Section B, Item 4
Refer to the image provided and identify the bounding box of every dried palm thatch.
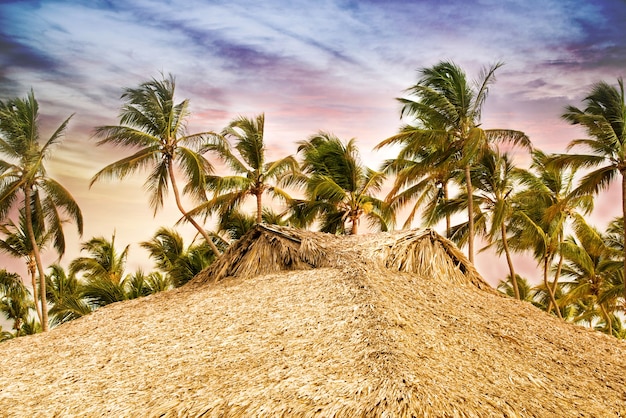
[0,227,625,417]
[193,224,333,284]
[374,229,497,294]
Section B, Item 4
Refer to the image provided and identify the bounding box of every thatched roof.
[1,226,625,417]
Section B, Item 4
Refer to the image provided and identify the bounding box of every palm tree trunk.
[28,257,43,326]
[23,184,49,332]
[443,181,451,237]
[465,164,474,263]
[167,163,222,258]
[256,192,263,224]
[622,173,626,304]
[599,303,613,337]
[547,253,564,314]
[351,213,358,235]
[500,222,519,300]
[543,256,563,319]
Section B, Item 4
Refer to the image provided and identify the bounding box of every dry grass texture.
[0,227,625,417]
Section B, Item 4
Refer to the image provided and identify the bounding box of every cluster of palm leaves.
[1,63,625,339]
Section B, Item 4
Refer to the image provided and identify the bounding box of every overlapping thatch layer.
[1,226,625,417]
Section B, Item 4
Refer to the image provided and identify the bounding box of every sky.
[1,0,626,297]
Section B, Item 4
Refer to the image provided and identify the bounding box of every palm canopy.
[92,73,216,211]
[0,90,83,255]
[292,132,392,235]
[379,61,529,262]
[69,234,129,285]
[91,73,221,257]
[192,113,298,224]
[556,78,626,301]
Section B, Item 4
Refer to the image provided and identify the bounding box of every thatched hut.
[1,226,625,417]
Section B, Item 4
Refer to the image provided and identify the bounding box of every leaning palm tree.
[293,132,392,234]
[194,113,299,224]
[556,78,626,301]
[91,74,221,257]
[388,61,530,262]
[0,90,83,331]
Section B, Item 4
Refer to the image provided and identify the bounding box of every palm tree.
[140,227,216,287]
[470,149,523,299]
[556,78,626,301]
[70,234,129,285]
[376,125,458,234]
[0,269,33,337]
[558,216,623,336]
[391,61,530,262]
[0,90,83,331]
[293,132,392,234]
[91,74,221,257]
[0,210,49,324]
[497,274,538,304]
[195,113,299,224]
[46,264,92,326]
[509,151,594,317]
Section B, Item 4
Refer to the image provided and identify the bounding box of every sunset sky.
[2,0,626,289]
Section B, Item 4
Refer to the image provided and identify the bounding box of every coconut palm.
[46,264,92,326]
[70,234,128,285]
[497,274,538,304]
[556,79,626,300]
[558,216,623,336]
[0,269,33,337]
[0,90,83,331]
[391,61,530,262]
[140,227,217,287]
[0,210,48,324]
[91,74,221,257]
[293,132,392,234]
[509,150,594,317]
[194,113,298,224]
[376,125,458,235]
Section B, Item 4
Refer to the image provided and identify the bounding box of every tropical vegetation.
[0,68,625,340]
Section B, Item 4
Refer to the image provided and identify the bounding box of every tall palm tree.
[293,132,392,234]
[556,78,626,301]
[195,113,298,224]
[91,74,221,257]
[391,61,530,262]
[448,149,522,298]
[0,269,33,337]
[0,90,83,331]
